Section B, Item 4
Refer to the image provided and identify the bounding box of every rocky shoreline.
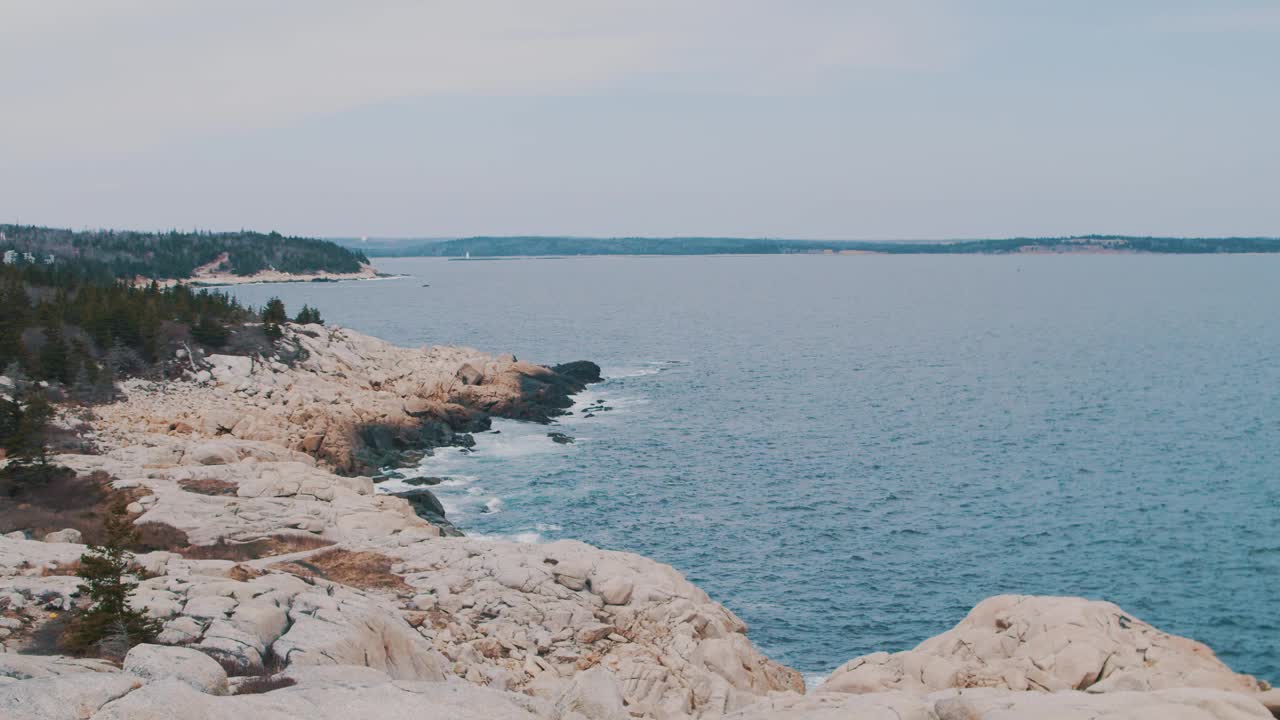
[1,325,1276,719]
[148,259,385,288]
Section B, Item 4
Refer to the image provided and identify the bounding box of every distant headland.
[0,225,375,285]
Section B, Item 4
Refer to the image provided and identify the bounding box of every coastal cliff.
[0,326,1275,719]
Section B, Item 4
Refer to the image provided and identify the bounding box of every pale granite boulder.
[123,644,229,695]
[0,673,142,720]
[817,595,1265,696]
[728,687,1274,720]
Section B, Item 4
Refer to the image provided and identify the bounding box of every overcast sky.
[2,1,1277,239]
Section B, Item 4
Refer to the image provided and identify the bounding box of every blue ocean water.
[230,255,1280,684]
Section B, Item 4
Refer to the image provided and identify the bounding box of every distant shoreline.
[404,248,1276,261]
[138,264,401,288]
[342,235,1280,258]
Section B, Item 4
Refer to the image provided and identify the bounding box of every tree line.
[0,262,324,401]
[1,225,370,279]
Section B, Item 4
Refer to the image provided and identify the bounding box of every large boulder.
[272,589,449,682]
[387,487,462,536]
[0,673,142,720]
[42,528,83,544]
[0,654,119,680]
[554,667,628,720]
[183,441,240,466]
[456,363,485,386]
[728,687,1275,720]
[205,355,254,384]
[551,361,603,385]
[123,644,229,695]
[387,538,804,718]
[818,595,1265,696]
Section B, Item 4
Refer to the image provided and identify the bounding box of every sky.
[1,1,1278,239]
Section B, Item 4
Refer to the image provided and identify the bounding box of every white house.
[44,254,55,264]
[22,252,35,263]
[2,250,16,265]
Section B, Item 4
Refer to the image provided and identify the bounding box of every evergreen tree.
[6,387,52,467]
[105,344,144,376]
[38,323,71,384]
[294,305,323,325]
[71,366,96,404]
[92,365,118,404]
[262,297,287,325]
[0,283,28,372]
[262,297,287,341]
[0,397,21,452]
[191,316,229,348]
[66,498,160,658]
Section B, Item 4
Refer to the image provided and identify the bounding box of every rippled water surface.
[231,255,1280,683]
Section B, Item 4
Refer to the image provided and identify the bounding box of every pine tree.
[6,387,52,467]
[71,365,96,404]
[0,397,21,453]
[38,323,71,384]
[67,498,160,658]
[262,297,287,325]
[293,305,323,325]
[93,365,118,404]
[191,316,229,347]
[262,297,287,341]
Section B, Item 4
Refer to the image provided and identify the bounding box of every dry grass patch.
[182,534,333,562]
[39,559,81,577]
[234,675,297,695]
[177,477,239,496]
[272,549,411,593]
[0,470,164,548]
[228,564,266,582]
[134,521,192,552]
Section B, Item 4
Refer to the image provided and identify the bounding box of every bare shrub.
[272,549,410,593]
[182,534,333,562]
[234,675,297,695]
[176,477,239,496]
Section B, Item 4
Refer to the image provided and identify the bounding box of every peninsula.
[0,225,376,286]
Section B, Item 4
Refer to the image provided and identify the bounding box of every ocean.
[228,254,1280,685]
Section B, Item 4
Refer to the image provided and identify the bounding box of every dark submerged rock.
[402,476,447,487]
[389,488,463,537]
[551,361,603,385]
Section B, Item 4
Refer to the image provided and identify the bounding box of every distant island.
[0,225,374,284]
[337,235,1280,257]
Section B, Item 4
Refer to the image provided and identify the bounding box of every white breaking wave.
[601,359,685,379]
[802,673,829,692]
[436,495,463,517]
[470,530,543,544]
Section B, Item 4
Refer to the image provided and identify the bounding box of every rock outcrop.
[121,644,229,695]
[728,687,1275,719]
[815,595,1265,697]
[716,594,1275,720]
[95,325,599,474]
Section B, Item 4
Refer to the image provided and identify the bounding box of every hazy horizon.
[3,2,1278,239]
